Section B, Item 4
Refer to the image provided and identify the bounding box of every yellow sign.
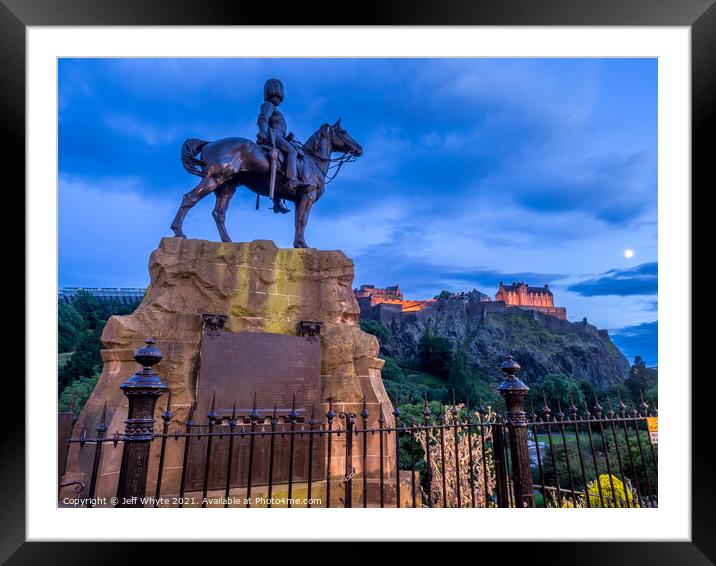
[646,417,658,444]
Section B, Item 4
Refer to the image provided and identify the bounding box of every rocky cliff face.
[371,295,629,388]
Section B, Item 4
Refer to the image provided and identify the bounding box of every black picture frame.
[7,0,711,563]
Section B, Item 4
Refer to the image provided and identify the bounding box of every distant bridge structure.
[58,287,146,306]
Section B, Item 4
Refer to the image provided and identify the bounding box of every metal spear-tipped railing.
[60,347,656,509]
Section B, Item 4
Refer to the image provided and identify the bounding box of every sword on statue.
[268,128,278,202]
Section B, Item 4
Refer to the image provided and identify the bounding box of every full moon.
[624,249,634,258]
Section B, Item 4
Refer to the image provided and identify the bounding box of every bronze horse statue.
[170,120,362,247]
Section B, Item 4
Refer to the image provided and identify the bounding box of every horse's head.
[326,119,362,157]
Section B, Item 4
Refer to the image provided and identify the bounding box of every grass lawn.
[533,431,593,446]
[403,370,446,388]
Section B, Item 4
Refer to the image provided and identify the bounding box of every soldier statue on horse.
[170,78,362,248]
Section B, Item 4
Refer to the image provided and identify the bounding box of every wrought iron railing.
[59,340,658,509]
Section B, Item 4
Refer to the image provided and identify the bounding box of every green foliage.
[624,356,658,404]
[381,357,404,381]
[447,350,479,407]
[58,372,100,416]
[417,328,453,378]
[577,380,596,404]
[58,327,104,390]
[359,319,391,344]
[527,373,585,411]
[397,400,443,426]
[58,303,85,352]
[57,291,137,413]
[381,356,449,405]
[68,290,135,330]
[433,290,453,300]
[531,427,656,502]
[644,385,658,408]
[606,382,630,403]
[384,377,449,405]
[58,352,73,369]
[393,401,443,478]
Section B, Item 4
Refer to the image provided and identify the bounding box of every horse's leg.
[212,184,238,243]
[170,177,218,238]
[293,185,317,248]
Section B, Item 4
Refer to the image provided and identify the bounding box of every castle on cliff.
[354,284,436,313]
[355,281,567,321]
[495,282,567,320]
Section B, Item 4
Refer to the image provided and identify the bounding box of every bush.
[359,319,391,345]
[587,474,637,508]
[418,329,453,378]
[58,372,100,416]
[527,373,585,412]
[381,357,404,381]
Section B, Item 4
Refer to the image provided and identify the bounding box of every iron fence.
[526,395,658,508]
[59,340,658,508]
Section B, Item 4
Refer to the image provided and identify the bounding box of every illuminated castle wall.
[354,284,435,315]
[355,282,568,323]
[495,282,567,320]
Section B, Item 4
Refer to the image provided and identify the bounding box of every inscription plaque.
[186,323,324,491]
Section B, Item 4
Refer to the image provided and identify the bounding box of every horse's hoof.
[172,231,187,239]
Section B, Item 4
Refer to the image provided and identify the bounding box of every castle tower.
[495,282,567,320]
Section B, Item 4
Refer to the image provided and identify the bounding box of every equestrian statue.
[170,78,362,248]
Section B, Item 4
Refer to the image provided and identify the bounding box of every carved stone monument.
[185,320,324,491]
[63,238,396,504]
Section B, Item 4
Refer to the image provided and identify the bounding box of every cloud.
[58,58,658,361]
[567,263,657,297]
[353,239,566,299]
[610,321,658,367]
[58,175,177,286]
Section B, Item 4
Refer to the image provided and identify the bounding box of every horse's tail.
[181,138,209,177]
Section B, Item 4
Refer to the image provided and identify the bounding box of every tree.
[577,380,596,406]
[447,350,478,406]
[629,356,647,377]
[417,328,453,378]
[71,290,105,330]
[434,290,453,300]
[58,326,105,390]
[359,319,391,345]
[624,356,657,402]
[606,382,630,403]
[58,303,85,353]
[527,373,585,412]
[58,372,100,416]
[381,356,404,381]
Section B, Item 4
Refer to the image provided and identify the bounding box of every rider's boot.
[272,198,291,214]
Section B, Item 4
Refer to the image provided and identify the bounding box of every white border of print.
[27,27,690,541]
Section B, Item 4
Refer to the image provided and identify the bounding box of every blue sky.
[58,58,658,365]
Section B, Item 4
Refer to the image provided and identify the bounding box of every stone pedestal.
[62,238,396,502]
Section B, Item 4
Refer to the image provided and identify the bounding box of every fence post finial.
[115,337,168,507]
[497,355,534,508]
